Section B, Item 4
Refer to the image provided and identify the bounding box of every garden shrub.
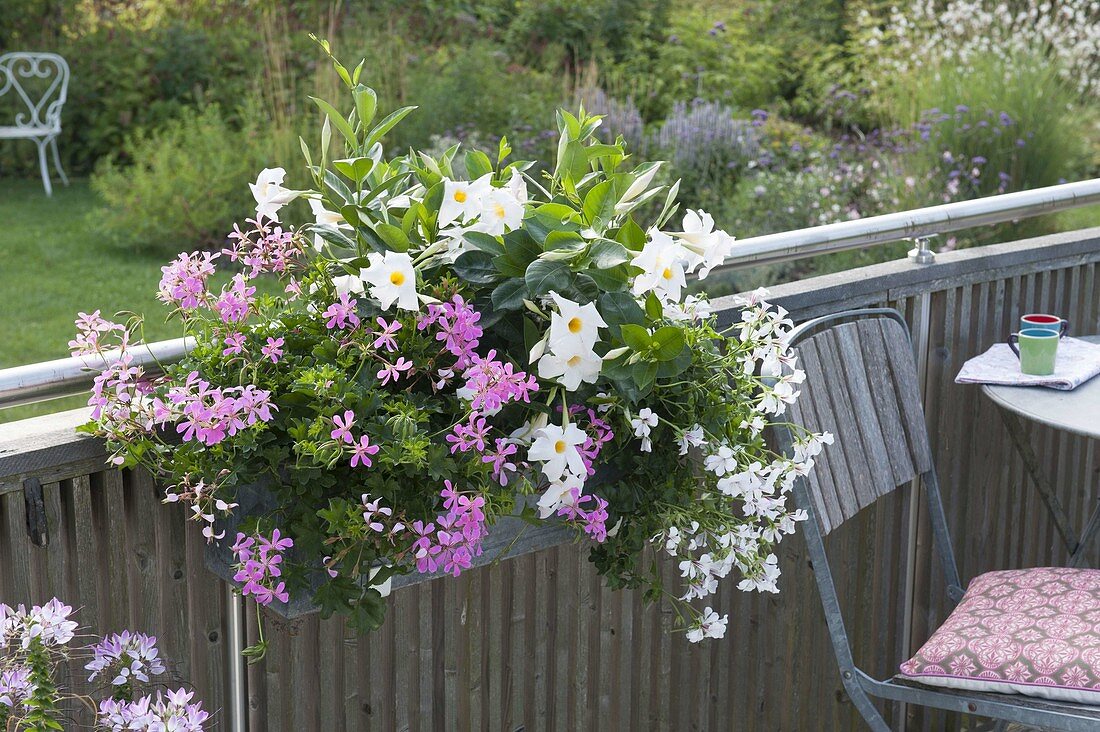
[90,102,300,253]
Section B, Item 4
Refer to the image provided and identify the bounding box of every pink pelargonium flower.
[222,332,246,356]
[261,337,284,363]
[377,357,413,386]
[321,292,360,330]
[330,410,356,444]
[372,317,402,352]
[351,434,380,468]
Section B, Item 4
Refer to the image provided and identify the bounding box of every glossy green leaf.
[525,259,572,296]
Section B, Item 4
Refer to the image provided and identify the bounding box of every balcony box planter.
[78,48,828,647]
[203,479,574,620]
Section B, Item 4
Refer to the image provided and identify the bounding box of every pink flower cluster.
[97,688,209,732]
[69,310,126,356]
[556,491,611,543]
[410,481,487,577]
[231,529,293,606]
[213,274,256,324]
[165,372,276,447]
[458,349,538,413]
[330,410,381,468]
[223,216,301,278]
[573,406,615,478]
[158,251,218,311]
[322,292,360,330]
[419,294,483,369]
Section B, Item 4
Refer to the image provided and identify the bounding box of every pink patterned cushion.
[900,567,1100,705]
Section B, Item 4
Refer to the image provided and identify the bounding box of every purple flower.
[351,434,380,468]
[222,332,246,356]
[331,410,356,444]
[261,337,284,363]
[158,251,218,310]
[321,292,360,330]
[481,438,519,485]
[86,631,166,686]
[377,357,413,386]
[0,667,34,710]
[231,529,293,607]
[213,274,256,324]
[372,317,402,352]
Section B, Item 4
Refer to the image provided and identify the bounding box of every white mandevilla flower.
[537,342,603,391]
[630,407,659,452]
[528,422,588,482]
[547,291,606,352]
[361,251,419,311]
[469,170,527,236]
[686,607,729,643]
[672,209,736,279]
[438,173,492,228]
[250,167,301,222]
[332,274,365,298]
[537,472,585,519]
[631,231,690,303]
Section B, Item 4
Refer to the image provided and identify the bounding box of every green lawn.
[1,180,182,422]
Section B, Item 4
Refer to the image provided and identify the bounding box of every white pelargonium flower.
[439,173,492,228]
[686,607,729,643]
[250,167,301,222]
[630,407,659,452]
[677,424,706,455]
[528,422,588,482]
[361,251,419,311]
[631,231,689,303]
[547,291,607,352]
[537,343,603,391]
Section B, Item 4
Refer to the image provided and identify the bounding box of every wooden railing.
[0,226,1098,731]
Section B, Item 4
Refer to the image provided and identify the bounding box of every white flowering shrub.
[868,0,1100,98]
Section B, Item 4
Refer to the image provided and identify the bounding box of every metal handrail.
[1,179,1098,410]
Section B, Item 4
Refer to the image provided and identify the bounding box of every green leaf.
[525,208,582,245]
[586,265,632,292]
[375,222,410,252]
[614,217,647,250]
[632,361,658,394]
[333,157,374,184]
[491,278,529,311]
[365,106,417,150]
[619,324,653,351]
[353,85,377,128]
[464,231,505,255]
[525,259,572,296]
[498,136,512,165]
[453,251,500,285]
[464,149,493,180]
[544,230,585,251]
[582,180,616,229]
[644,292,664,320]
[657,345,693,378]
[494,229,542,276]
[556,139,588,183]
[598,291,646,328]
[651,326,685,361]
[587,239,631,269]
[310,96,358,147]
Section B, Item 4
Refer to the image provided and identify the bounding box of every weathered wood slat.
[794,337,849,531]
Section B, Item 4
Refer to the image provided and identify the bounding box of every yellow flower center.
[454,190,467,203]
[567,317,583,333]
[567,355,582,367]
[662,267,674,280]
[493,203,506,219]
[389,271,405,286]
[554,440,567,454]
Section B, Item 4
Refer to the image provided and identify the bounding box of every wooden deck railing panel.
[0,227,1097,730]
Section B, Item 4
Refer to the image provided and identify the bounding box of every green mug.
[1008,328,1059,376]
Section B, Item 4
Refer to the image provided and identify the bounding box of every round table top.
[982,335,1100,440]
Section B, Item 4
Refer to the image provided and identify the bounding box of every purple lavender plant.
[652,100,761,195]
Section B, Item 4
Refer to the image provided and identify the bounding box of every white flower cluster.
[0,599,78,650]
[870,0,1100,97]
[439,170,528,242]
[631,210,735,304]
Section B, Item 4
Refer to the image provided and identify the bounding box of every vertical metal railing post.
[227,586,248,732]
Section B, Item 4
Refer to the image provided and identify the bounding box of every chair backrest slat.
[0,52,70,132]
[790,316,934,533]
[832,323,897,498]
[787,374,840,532]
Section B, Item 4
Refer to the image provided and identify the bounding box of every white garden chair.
[0,52,70,196]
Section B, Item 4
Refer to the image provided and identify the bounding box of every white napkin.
[955,337,1100,390]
